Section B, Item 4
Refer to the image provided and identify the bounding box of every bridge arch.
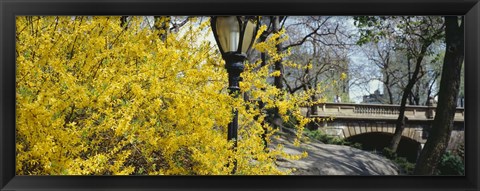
[345,132,422,163]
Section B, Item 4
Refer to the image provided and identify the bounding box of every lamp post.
[210,16,259,173]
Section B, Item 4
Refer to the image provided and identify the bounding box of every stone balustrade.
[301,103,464,122]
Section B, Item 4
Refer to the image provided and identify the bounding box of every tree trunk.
[385,74,395,104]
[389,43,429,152]
[260,39,268,148]
[273,16,284,89]
[305,84,318,130]
[413,84,421,105]
[271,16,285,131]
[414,16,464,175]
[387,86,394,104]
[389,87,410,151]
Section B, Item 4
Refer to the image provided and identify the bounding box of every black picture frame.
[1,0,479,190]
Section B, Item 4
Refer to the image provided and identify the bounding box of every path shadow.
[271,135,399,175]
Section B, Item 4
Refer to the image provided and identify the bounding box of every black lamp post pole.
[224,53,246,174]
[210,16,259,174]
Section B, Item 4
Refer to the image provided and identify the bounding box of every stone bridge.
[300,103,465,151]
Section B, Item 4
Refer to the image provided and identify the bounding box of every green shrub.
[394,157,415,175]
[382,147,397,160]
[304,129,336,143]
[381,147,414,175]
[304,129,362,149]
[437,151,464,175]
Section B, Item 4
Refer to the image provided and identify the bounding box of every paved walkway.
[273,134,399,175]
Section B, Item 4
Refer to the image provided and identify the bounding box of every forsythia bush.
[16,16,312,175]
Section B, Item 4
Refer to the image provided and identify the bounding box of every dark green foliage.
[393,157,415,175]
[304,129,362,149]
[381,147,415,175]
[382,147,464,175]
[382,147,398,159]
[354,16,444,47]
[456,143,465,161]
[436,151,464,175]
[353,16,393,45]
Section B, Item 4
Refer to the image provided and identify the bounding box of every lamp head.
[210,16,259,58]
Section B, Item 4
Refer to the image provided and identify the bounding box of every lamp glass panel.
[215,16,240,53]
[241,19,257,54]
